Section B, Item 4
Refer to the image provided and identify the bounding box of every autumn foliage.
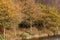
[0,0,60,34]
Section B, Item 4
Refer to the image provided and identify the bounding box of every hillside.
[0,0,60,40]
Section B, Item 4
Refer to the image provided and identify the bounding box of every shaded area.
[0,25,4,34]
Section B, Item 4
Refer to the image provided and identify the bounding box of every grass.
[0,34,4,40]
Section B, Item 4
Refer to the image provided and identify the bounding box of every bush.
[0,4,11,26]
[20,32,26,39]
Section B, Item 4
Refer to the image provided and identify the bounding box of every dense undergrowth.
[0,0,60,39]
[0,0,60,33]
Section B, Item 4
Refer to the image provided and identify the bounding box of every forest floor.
[4,26,60,40]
